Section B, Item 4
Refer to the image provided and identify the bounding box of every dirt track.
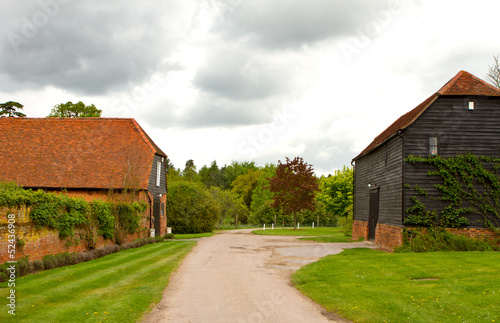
[142,229,375,323]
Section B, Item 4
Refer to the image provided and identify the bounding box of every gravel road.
[142,229,375,323]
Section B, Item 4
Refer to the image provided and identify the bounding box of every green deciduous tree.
[165,181,219,233]
[47,101,102,118]
[268,157,319,229]
[231,169,262,210]
[0,101,25,117]
[209,187,248,228]
[316,166,354,217]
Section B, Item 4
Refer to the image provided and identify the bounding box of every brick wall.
[351,220,498,250]
[352,220,368,241]
[0,194,155,264]
[375,223,404,250]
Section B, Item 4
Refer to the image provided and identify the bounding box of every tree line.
[165,157,354,234]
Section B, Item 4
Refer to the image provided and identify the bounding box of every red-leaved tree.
[268,157,319,229]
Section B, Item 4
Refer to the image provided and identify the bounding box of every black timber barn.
[352,71,500,249]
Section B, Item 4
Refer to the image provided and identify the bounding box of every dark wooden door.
[153,197,161,237]
[368,188,379,241]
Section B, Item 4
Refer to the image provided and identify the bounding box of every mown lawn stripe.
[0,241,195,322]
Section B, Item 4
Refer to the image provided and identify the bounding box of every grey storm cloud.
[193,45,292,101]
[0,1,192,95]
[213,0,394,49]
[142,94,276,129]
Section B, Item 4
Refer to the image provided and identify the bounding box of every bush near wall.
[165,181,219,234]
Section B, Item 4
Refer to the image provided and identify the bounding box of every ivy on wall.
[405,154,500,229]
[0,182,147,247]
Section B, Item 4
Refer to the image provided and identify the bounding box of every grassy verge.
[174,232,215,239]
[252,227,355,243]
[0,241,195,322]
[292,248,500,323]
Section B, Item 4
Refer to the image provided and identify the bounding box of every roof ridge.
[353,70,500,161]
[437,70,467,94]
[129,119,157,155]
[437,70,500,96]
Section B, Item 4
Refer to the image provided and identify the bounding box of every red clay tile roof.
[353,71,500,161]
[0,118,166,190]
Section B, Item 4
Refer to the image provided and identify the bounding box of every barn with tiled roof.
[0,118,168,236]
[352,71,500,249]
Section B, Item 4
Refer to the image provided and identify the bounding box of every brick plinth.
[352,220,368,241]
[351,220,498,250]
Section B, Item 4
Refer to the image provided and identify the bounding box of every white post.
[298,223,300,230]
[263,224,266,231]
[272,223,274,230]
[312,222,314,229]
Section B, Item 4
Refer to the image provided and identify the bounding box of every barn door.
[368,188,379,241]
[153,197,161,237]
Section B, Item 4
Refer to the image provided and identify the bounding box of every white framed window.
[156,161,161,186]
[429,137,438,156]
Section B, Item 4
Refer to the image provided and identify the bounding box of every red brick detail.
[352,220,369,241]
[352,221,498,251]
[375,223,404,250]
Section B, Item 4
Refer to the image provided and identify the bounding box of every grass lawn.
[0,241,195,323]
[174,232,215,239]
[292,248,500,323]
[252,227,355,243]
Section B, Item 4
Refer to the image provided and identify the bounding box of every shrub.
[164,233,175,240]
[396,227,499,253]
[338,205,354,237]
[42,255,55,270]
[32,259,45,272]
[154,236,164,243]
[166,181,219,234]
[16,257,30,276]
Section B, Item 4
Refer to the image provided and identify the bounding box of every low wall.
[352,220,498,250]
[0,205,150,264]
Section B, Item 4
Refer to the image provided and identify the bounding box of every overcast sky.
[1,0,499,176]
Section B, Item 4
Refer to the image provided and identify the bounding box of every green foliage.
[231,169,262,209]
[164,233,175,239]
[0,101,25,117]
[115,202,140,234]
[316,165,353,217]
[90,200,115,239]
[209,187,248,228]
[47,100,102,117]
[396,227,499,252]
[338,204,354,237]
[0,181,144,241]
[166,181,220,234]
[406,154,500,228]
[249,201,288,226]
[249,164,276,215]
[30,195,89,238]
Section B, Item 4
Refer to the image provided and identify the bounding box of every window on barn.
[156,161,161,186]
[429,137,438,156]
